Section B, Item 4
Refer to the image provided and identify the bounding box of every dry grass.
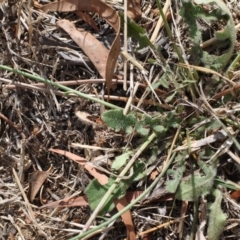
[1,0,240,239]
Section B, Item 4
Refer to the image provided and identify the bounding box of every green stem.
[155,0,184,63]
[0,65,121,110]
[190,199,198,240]
[226,52,240,78]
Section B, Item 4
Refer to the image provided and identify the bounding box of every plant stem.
[190,199,199,240]
[155,0,184,63]
[0,65,121,110]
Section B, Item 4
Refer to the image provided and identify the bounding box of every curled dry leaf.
[114,197,136,240]
[230,189,240,199]
[28,169,51,202]
[150,169,160,180]
[41,0,120,94]
[75,10,100,32]
[75,111,97,126]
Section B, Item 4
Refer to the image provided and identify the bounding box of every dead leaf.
[150,169,159,180]
[49,148,108,185]
[195,221,207,240]
[39,195,89,209]
[230,189,240,199]
[114,197,136,240]
[75,111,97,126]
[41,0,120,94]
[57,20,109,80]
[75,10,100,32]
[127,0,141,21]
[33,1,42,9]
[174,129,230,152]
[40,191,143,209]
[28,170,50,202]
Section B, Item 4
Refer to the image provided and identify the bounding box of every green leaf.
[165,112,180,128]
[112,151,133,171]
[214,178,239,190]
[151,75,170,89]
[180,0,236,70]
[85,160,146,215]
[102,109,137,133]
[165,92,177,103]
[152,125,166,134]
[182,79,197,84]
[130,160,146,182]
[85,178,116,215]
[207,189,227,240]
[135,123,150,136]
[175,161,216,201]
[166,152,187,193]
[206,120,221,132]
[119,12,153,49]
[149,66,174,90]
[85,177,128,215]
[147,58,158,64]
[166,167,186,193]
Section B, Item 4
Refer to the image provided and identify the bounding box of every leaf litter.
[0,0,240,239]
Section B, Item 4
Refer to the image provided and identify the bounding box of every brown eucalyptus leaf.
[57,20,108,80]
[40,195,89,209]
[41,0,120,94]
[49,148,108,185]
[40,191,143,209]
[114,197,136,240]
[28,170,50,202]
[75,11,100,32]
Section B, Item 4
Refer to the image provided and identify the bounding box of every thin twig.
[0,77,172,109]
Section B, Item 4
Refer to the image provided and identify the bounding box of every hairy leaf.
[112,151,134,171]
[180,0,236,70]
[85,178,126,215]
[85,178,114,214]
[207,189,227,240]
[85,160,145,215]
[102,109,137,133]
[166,153,186,193]
[175,161,216,201]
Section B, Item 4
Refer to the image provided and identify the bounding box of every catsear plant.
[101,109,180,137]
[180,0,236,70]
